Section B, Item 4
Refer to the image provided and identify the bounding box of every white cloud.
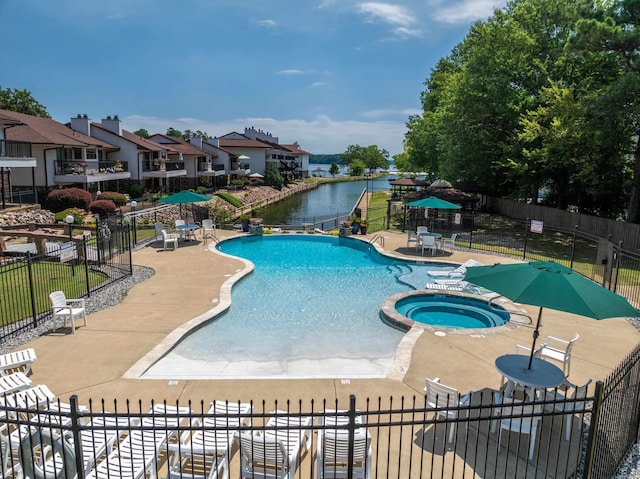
[123,114,406,155]
[316,0,338,9]
[432,0,505,24]
[356,2,415,27]
[277,69,305,75]
[310,81,329,88]
[256,19,278,27]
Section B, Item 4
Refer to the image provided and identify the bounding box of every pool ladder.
[368,234,385,247]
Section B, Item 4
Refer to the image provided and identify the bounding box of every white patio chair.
[537,333,579,377]
[544,378,592,440]
[0,348,37,377]
[424,377,473,443]
[421,235,437,256]
[49,291,87,334]
[440,233,458,253]
[202,219,217,244]
[406,232,420,250]
[166,400,252,479]
[154,222,164,239]
[416,226,429,235]
[162,229,179,251]
[493,393,542,460]
[175,219,186,240]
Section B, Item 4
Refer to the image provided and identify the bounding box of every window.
[62,147,82,160]
[86,148,97,160]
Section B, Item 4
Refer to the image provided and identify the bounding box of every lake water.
[261,171,393,225]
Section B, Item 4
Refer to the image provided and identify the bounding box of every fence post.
[83,238,91,297]
[613,240,623,293]
[69,395,86,479]
[128,224,133,275]
[468,214,474,249]
[347,394,357,479]
[583,380,605,479]
[570,224,578,270]
[26,252,38,328]
[522,217,530,260]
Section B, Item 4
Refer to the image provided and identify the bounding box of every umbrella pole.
[528,307,544,369]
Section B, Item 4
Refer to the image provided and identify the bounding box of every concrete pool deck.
[19,228,640,407]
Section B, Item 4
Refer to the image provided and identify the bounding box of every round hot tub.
[382,290,514,332]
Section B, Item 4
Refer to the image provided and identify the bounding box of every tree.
[341,144,389,173]
[265,164,284,190]
[133,129,149,138]
[0,86,50,117]
[329,162,340,177]
[166,127,183,139]
[348,159,365,176]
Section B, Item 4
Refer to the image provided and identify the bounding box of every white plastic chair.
[175,219,186,240]
[440,233,458,253]
[537,334,579,377]
[406,232,420,250]
[316,429,371,479]
[494,393,542,460]
[416,226,429,235]
[0,372,32,394]
[428,259,484,278]
[162,229,179,251]
[424,377,473,443]
[544,379,592,440]
[421,235,437,256]
[49,291,87,334]
[202,219,217,244]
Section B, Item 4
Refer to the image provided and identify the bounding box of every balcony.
[142,160,186,179]
[198,163,226,176]
[54,160,130,184]
[0,140,36,167]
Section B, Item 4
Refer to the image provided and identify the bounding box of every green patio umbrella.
[464,261,639,369]
[406,196,461,209]
[157,190,210,204]
[158,190,211,222]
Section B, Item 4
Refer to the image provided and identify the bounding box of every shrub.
[54,208,85,225]
[129,183,144,199]
[46,188,92,212]
[99,191,127,206]
[89,199,117,217]
[215,192,243,208]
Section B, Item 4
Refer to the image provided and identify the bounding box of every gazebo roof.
[389,177,427,187]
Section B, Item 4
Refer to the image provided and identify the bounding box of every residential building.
[0,112,37,208]
[1,109,120,200]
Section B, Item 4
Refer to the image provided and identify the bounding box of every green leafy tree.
[133,129,149,138]
[341,144,389,173]
[348,159,365,176]
[0,86,50,117]
[166,127,183,139]
[265,164,284,190]
[329,162,340,177]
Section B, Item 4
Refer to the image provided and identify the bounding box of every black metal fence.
[0,221,132,342]
[0,387,598,479]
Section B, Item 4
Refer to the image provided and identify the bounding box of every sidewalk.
[20,229,640,407]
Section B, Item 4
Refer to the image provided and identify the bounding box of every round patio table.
[495,354,565,399]
[176,224,199,241]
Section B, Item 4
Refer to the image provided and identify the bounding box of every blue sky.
[1,0,505,156]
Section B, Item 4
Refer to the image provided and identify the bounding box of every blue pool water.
[143,235,455,379]
[395,294,510,328]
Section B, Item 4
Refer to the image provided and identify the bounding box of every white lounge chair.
[166,400,252,479]
[0,348,37,377]
[162,229,179,251]
[49,290,87,334]
[424,378,473,443]
[316,409,370,479]
[427,259,484,278]
[424,282,467,292]
[317,429,371,479]
[0,372,32,394]
[238,410,312,479]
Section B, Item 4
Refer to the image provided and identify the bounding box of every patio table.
[495,354,565,399]
[176,223,199,242]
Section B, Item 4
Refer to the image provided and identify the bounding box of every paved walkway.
[21,229,640,407]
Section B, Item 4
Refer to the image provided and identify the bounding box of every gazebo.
[389,177,427,200]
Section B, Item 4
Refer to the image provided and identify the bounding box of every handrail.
[369,234,384,247]
[488,295,533,325]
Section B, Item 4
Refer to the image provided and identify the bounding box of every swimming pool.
[394,294,510,328]
[142,235,457,379]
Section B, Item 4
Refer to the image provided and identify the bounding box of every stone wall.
[0,208,55,227]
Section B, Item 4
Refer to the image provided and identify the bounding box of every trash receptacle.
[250,225,263,235]
[339,226,349,237]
